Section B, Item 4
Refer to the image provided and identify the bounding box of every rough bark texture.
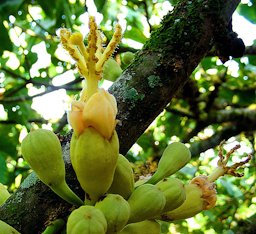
[0,0,241,233]
[235,214,256,234]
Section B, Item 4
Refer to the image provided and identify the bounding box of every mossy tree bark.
[0,0,242,233]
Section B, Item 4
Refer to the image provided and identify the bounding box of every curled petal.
[83,90,117,139]
[101,89,117,116]
[68,101,85,136]
[191,175,217,210]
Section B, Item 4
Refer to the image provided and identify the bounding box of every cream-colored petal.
[83,91,117,139]
[100,89,117,115]
[68,101,85,136]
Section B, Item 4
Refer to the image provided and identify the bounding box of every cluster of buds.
[158,141,251,221]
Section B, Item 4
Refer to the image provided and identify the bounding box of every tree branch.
[28,9,55,37]
[0,1,242,233]
[244,45,256,55]
[141,0,153,32]
[208,108,256,123]
[0,118,48,124]
[189,119,256,157]
[0,78,83,103]
[207,45,256,56]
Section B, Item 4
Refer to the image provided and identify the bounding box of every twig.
[28,10,55,37]
[1,65,83,100]
[204,68,228,113]
[0,118,48,124]
[0,85,81,104]
[207,45,256,56]
[165,106,195,118]
[12,22,50,41]
[141,0,153,32]
[0,67,28,81]
[189,122,256,158]
[54,113,68,134]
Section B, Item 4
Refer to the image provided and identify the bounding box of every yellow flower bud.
[68,89,117,139]
[83,89,117,139]
[159,176,217,221]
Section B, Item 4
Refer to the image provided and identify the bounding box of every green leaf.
[201,57,214,71]
[94,0,106,12]
[0,126,18,158]
[124,27,148,44]
[0,20,12,55]
[219,178,243,198]
[247,55,256,66]
[25,35,41,52]
[179,165,197,177]
[0,0,23,16]
[0,154,8,184]
[237,3,256,24]
[27,51,38,65]
[37,0,57,17]
[218,86,255,106]
[137,131,154,150]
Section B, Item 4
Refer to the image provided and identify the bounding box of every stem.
[145,174,158,185]
[207,167,225,183]
[51,181,84,206]
[84,199,96,206]
[42,219,65,234]
[86,77,99,99]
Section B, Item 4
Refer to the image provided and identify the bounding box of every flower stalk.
[207,140,252,183]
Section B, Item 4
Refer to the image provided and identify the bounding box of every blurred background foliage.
[0,0,255,233]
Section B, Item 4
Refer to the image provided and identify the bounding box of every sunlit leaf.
[237,3,256,24]
[94,0,106,12]
[0,155,8,184]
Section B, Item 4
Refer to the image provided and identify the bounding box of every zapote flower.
[61,16,121,139]
[60,16,122,203]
